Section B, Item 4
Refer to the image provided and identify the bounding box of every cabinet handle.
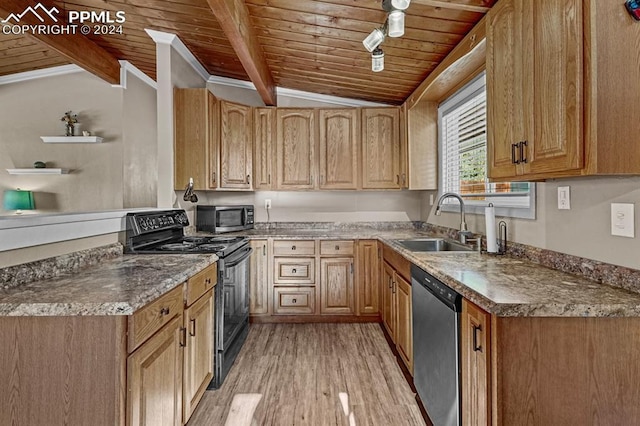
[212,171,216,183]
[292,268,297,274]
[246,174,251,184]
[511,143,520,164]
[519,141,528,163]
[263,244,266,256]
[388,277,393,289]
[392,281,396,294]
[291,245,296,251]
[160,307,170,316]
[179,327,187,347]
[473,324,482,352]
[189,318,196,336]
[335,245,340,250]
[350,263,353,274]
[292,298,297,304]
[396,174,400,185]
[268,174,271,184]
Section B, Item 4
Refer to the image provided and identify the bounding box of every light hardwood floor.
[187,323,426,426]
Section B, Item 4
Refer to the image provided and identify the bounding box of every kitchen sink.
[394,238,473,252]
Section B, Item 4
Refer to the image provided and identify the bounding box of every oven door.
[216,245,252,351]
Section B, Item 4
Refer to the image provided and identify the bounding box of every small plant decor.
[60,111,78,136]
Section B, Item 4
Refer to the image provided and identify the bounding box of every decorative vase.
[65,123,74,136]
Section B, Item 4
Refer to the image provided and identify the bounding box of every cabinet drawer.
[186,263,217,306]
[128,285,184,353]
[320,240,354,256]
[274,257,315,284]
[273,286,315,315]
[273,240,315,256]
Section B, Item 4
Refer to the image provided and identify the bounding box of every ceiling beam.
[411,0,492,13]
[206,0,276,106]
[0,0,121,84]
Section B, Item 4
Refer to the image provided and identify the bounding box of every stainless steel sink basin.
[395,238,473,252]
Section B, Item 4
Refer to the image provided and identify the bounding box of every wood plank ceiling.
[0,0,493,105]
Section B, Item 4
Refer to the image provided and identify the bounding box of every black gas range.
[124,209,252,389]
[124,210,248,257]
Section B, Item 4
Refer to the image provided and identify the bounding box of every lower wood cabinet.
[273,286,316,314]
[249,239,269,315]
[127,315,184,426]
[183,290,214,422]
[381,261,396,339]
[461,299,491,426]
[320,257,354,314]
[395,273,412,373]
[356,240,379,315]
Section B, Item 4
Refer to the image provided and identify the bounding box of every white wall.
[424,176,640,270]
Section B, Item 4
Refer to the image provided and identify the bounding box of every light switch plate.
[611,203,635,238]
[558,186,571,210]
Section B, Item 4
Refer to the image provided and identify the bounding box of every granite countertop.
[224,228,640,318]
[0,254,217,316]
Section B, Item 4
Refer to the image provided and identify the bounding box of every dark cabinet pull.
[473,324,482,352]
[291,245,296,250]
[511,143,520,164]
[520,140,528,163]
[180,327,187,347]
[292,298,297,304]
[246,174,251,184]
[268,174,271,184]
[263,244,266,256]
[335,245,340,250]
[392,281,396,294]
[189,318,196,336]
[292,268,297,274]
[388,277,393,289]
[396,174,400,184]
[212,172,216,183]
[160,307,170,316]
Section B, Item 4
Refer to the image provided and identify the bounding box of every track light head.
[372,48,384,72]
[388,10,405,37]
[363,27,386,52]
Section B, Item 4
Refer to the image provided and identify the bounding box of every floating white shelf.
[6,168,70,175]
[40,136,103,144]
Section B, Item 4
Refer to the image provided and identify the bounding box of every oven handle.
[224,246,253,267]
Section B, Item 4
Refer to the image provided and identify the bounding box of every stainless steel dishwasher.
[411,264,462,426]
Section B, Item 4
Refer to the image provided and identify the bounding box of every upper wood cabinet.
[219,101,253,190]
[487,0,640,181]
[253,108,275,190]
[361,108,401,189]
[174,89,217,190]
[405,101,438,190]
[275,109,317,190]
[318,109,359,189]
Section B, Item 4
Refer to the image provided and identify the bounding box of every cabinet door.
[220,101,253,189]
[183,291,214,423]
[318,109,359,189]
[357,240,379,315]
[127,316,183,426]
[523,0,583,176]
[486,0,527,180]
[275,109,316,189]
[254,108,274,189]
[395,273,413,373]
[361,108,401,189]
[381,262,396,340]
[320,257,355,314]
[461,300,491,426]
[250,240,269,315]
[174,89,217,190]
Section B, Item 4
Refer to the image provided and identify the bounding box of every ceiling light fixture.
[372,48,384,72]
[387,10,405,37]
[363,26,386,52]
[363,0,411,71]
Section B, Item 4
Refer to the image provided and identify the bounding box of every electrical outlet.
[558,186,571,210]
[265,199,272,210]
[611,203,635,238]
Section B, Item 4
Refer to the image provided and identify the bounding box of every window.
[438,72,535,219]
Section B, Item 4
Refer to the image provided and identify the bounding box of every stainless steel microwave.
[196,205,254,233]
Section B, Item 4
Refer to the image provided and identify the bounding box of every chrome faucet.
[434,192,474,244]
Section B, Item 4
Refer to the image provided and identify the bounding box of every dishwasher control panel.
[411,264,462,312]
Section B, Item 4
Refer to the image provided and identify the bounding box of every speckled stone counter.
[0,253,217,316]
[212,226,640,318]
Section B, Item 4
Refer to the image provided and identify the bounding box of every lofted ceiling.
[0,0,494,105]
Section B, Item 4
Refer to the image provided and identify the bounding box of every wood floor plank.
[187,323,425,426]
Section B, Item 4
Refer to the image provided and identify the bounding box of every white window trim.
[437,71,536,220]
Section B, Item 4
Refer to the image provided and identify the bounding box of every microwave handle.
[243,209,248,225]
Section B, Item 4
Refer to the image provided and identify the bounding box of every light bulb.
[391,0,411,10]
[372,48,384,72]
[363,27,385,52]
[388,10,405,38]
